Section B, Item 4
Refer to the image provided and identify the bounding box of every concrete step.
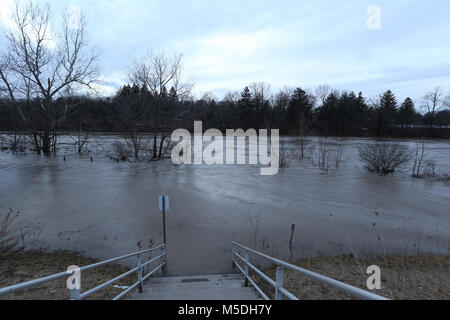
[128,274,263,300]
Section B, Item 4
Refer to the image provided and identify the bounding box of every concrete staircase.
[128,274,262,300]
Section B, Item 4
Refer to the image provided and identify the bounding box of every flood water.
[1,135,449,275]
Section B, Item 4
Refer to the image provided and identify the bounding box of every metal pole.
[275,267,284,300]
[162,196,167,245]
[161,196,167,274]
[70,288,80,300]
[244,252,249,287]
[137,254,143,293]
[231,243,236,272]
[161,244,167,275]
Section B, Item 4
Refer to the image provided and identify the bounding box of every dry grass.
[0,209,24,258]
[251,254,450,300]
[0,250,139,300]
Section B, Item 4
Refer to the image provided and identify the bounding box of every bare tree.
[223,91,240,104]
[445,89,450,109]
[334,142,344,169]
[249,82,271,129]
[66,123,90,154]
[359,143,411,176]
[423,87,446,130]
[200,91,217,103]
[411,143,437,178]
[128,51,194,160]
[315,84,331,106]
[273,87,292,110]
[311,139,344,172]
[123,131,145,160]
[412,143,427,177]
[311,138,332,172]
[278,144,291,168]
[0,2,101,155]
[297,118,310,159]
[249,82,271,100]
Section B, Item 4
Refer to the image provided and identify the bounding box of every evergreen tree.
[238,87,254,129]
[376,90,398,136]
[399,97,416,127]
[286,87,314,134]
[379,90,398,113]
[356,92,368,112]
[318,92,339,135]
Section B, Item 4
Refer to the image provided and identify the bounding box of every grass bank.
[251,254,449,300]
[0,250,137,300]
[1,251,449,300]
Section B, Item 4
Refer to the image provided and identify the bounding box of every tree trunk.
[42,130,51,155]
[158,136,165,159]
[152,135,158,160]
[32,132,41,154]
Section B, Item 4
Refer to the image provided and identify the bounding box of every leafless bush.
[2,133,27,153]
[334,143,344,169]
[122,133,145,160]
[0,209,24,258]
[297,119,311,159]
[67,131,90,154]
[279,145,290,168]
[423,160,437,177]
[437,173,450,182]
[111,141,132,161]
[295,138,314,160]
[152,136,173,161]
[311,139,344,172]
[0,135,6,150]
[359,142,411,176]
[411,143,438,178]
[316,140,330,171]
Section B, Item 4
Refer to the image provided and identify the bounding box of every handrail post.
[161,244,167,275]
[244,252,249,287]
[231,243,236,272]
[137,253,143,293]
[70,288,80,300]
[275,267,284,300]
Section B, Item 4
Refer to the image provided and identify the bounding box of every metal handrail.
[0,244,167,300]
[232,241,389,300]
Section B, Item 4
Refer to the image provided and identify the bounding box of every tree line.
[2,83,449,138]
[1,2,449,157]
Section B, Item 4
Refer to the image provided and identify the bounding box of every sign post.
[159,196,169,245]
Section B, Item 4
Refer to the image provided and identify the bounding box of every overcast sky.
[1,0,449,106]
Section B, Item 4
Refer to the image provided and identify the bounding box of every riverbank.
[0,250,135,300]
[1,250,448,300]
[252,254,450,300]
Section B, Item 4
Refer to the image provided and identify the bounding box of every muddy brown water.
[1,136,449,275]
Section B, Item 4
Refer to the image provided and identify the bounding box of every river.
[0,135,449,275]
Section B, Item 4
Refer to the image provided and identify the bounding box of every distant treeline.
[1,84,449,138]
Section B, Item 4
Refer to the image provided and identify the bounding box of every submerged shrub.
[359,142,411,176]
[112,141,132,161]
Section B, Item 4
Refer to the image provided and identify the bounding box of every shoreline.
[1,250,448,300]
[251,253,450,300]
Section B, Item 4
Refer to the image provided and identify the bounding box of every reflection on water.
[0,136,449,275]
